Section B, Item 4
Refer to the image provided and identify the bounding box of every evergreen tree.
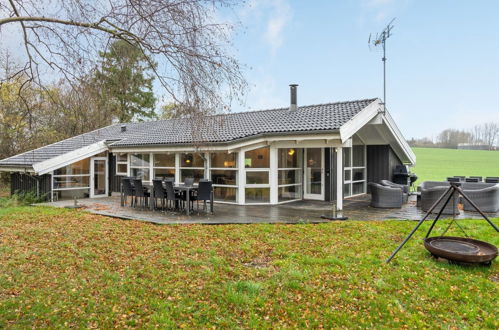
[94,40,156,122]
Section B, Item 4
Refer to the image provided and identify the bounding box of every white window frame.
[115,153,128,176]
[152,153,176,180]
[129,153,151,182]
[277,148,303,204]
[243,146,271,204]
[52,159,91,201]
[209,151,239,204]
[343,145,367,198]
[179,152,206,183]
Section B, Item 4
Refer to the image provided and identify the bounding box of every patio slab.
[41,194,499,224]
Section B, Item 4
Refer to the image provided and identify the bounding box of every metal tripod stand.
[386,182,499,263]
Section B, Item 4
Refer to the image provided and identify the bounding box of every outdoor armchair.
[462,183,499,213]
[368,182,404,208]
[380,179,409,194]
[419,181,458,215]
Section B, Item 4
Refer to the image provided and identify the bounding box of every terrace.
[44,194,499,224]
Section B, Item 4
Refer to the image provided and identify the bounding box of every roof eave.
[0,165,35,173]
[108,129,342,149]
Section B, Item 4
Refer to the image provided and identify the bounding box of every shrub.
[0,191,47,207]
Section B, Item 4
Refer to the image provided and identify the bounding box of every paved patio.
[42,194,499,224]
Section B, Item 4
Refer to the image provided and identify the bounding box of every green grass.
[0,206,497,328]
[412,147,499,182]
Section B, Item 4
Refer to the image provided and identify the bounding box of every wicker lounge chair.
[461,183,499,212]
[368,182,404,208]
[380,179,408,202]
[419,181,459,215]
[380,179,408,193]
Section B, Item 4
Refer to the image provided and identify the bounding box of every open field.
[0,206,497,328]
[412,147,499,183]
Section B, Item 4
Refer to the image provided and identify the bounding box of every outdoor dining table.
[145,182,213,216]
[121,181,214,215]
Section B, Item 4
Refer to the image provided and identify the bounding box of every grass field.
[412,147,499,183]
[0,206,497,328]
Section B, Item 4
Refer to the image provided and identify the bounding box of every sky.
[229,0,499,139]
[1,0,498,140]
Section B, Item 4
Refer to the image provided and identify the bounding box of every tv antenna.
[369,18,395,111]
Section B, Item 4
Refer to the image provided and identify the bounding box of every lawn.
[412,147,499,183]
[0,206,497,328]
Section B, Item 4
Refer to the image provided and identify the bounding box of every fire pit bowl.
[424,236,498,264]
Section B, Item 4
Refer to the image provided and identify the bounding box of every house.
[0,85,415,210]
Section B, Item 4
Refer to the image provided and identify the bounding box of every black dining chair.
[122,178,135,207]
[152,179,167,211]
[193,180,213,213]
[133,179,150,209]
[164,180,182,210]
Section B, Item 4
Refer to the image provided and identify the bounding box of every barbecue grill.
[393,165,418,188]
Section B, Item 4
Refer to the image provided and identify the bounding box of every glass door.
[90,158,108,198]
[303,148,324,200]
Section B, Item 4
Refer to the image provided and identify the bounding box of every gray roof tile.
[0,98,377,167]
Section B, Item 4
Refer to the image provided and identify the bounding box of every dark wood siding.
[366,145,403,191]
[10,173,51,201]
[108,153,124,194]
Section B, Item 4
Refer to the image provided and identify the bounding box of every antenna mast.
[369,18,395,111]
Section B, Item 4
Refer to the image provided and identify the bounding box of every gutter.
[0,165,35,173]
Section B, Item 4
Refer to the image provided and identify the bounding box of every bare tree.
[0,0,246,118]
[481,123,499,150]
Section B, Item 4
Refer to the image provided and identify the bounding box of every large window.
[130,153,150,181]
[244,147,270,203]
[278,148,302,202]
[153,153,175,180]
[343,145,366,197]
[115,153,128,176]
[210,151,238,202]
[180,153,205,183]
[53,158,91,200]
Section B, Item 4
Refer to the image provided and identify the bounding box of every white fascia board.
[108,133,342,154]
[0,167,35,173]
[382,111,416,165]
[339,99,415,166]
[339,99,382,142]
[33,141,108,175]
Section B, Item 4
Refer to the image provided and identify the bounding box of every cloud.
[241,0,292,55]
[263,0,292,54]
[360,0,406,24]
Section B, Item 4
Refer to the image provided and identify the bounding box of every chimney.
[121,125,127,132]
[289,84,298,111]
